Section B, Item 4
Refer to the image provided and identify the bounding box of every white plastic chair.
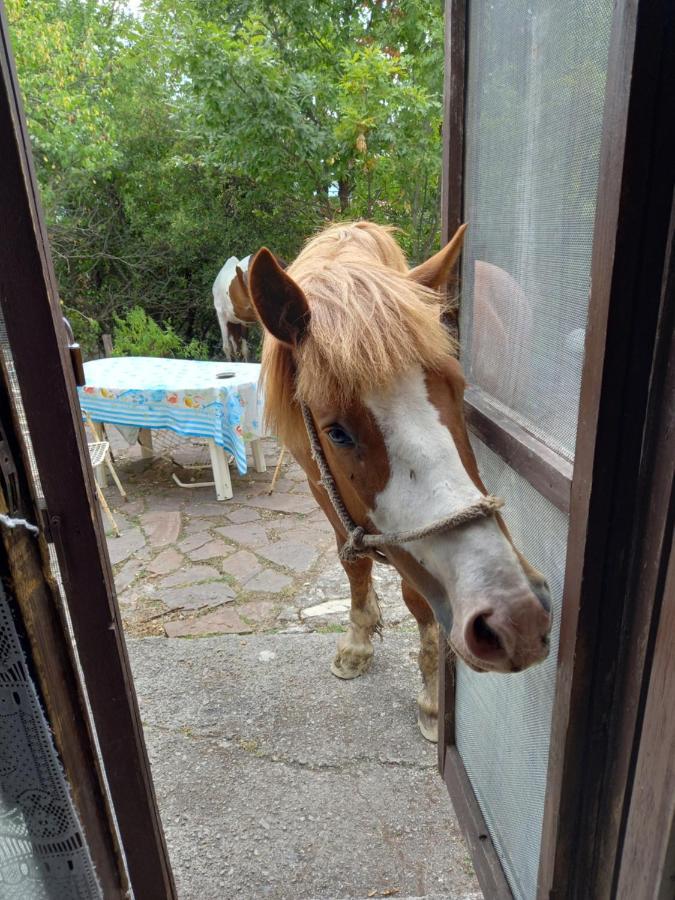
[85,415,126,536]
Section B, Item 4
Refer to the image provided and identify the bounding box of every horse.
[213,255,254,361]
[247,221,552,742]
[213,253,287,361]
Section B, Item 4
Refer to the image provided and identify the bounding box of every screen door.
[451,1,613,896]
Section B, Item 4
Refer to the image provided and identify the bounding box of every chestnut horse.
[248,222,552,741]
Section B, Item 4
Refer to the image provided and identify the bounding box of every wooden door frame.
[0,7,177,897]
[614,203,674,898]
[439,0,675,897]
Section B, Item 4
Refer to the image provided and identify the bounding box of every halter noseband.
[300,402,504,565]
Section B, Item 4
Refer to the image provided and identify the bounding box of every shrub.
[112,307,209,360]
[63,305,101,359]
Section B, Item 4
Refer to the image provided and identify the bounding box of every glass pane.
[456,438,566,899]
[459,0,612,457]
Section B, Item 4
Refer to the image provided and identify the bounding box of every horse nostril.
[473,613,503,653]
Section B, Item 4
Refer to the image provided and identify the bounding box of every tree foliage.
[7,0,444,357]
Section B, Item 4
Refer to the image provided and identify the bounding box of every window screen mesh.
[459,0,612,457]
[455,2,612,896]
[456,439,567,899]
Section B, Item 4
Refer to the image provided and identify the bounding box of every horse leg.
[240,329,250,362]
[331,551,383,680]
[225,322,238,362]
[215,304,231,361]
[402,580,439,743]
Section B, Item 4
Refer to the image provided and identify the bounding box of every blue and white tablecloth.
[79,357,266,474]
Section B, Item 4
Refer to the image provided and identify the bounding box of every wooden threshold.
[464,386,573,514]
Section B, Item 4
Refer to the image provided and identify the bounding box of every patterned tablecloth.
[78,357,266,474]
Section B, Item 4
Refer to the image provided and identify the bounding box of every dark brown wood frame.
[439,0,675,897]
[0,7,177,898]
[614,201,674,899]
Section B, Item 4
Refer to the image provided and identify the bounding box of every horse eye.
[326,425,355,447]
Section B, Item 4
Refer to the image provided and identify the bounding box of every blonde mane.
[261,221,456,443]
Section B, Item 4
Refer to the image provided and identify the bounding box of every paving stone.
[135,545,154,561]
[144,493,187,513]
[275,606,299,624]
[114,558,143,592]
[182,500,232,519]
[182,519,213,536]
[221,550,262,582]
[161,582,235,611]
[241,493,317,515]
[118,499,144,517]
[164,608,253,637]
[216,523,269,548]
[188,539,233,562]
[107,528,146,565]
[141,510,181,546]
[105,510,132,535]
[266,477,295,493]
[256,541,319,573]
[158,565,221,588]
[237,600,278,625]
[302,598,351,618]
[290,481,313,496]
[178,532,214,553]
[266,525,328,546]
[244,569,293,594]
[147,548,184,576]
[237,483,276,501]
[226,507,261,525]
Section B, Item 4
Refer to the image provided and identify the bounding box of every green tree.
[7,0,445,357]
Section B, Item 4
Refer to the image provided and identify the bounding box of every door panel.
[442,0,675,896]
[444,0,613,896]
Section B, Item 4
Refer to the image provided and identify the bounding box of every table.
[78,357,267,500]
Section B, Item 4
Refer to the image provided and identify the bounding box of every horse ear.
[248,248,310,346]
[234,265,247,288]
[408,223,468,289]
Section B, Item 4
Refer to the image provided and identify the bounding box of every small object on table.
[78,357,268,501]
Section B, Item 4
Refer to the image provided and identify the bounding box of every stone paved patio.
[98,426,481,899]
[101,428,416,641]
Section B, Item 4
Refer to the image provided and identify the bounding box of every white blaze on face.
[364,367,532,631]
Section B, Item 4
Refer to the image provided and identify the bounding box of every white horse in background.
[213,254,253,361]
[213,252,287,361]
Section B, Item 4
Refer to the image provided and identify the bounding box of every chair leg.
[95,480,119,537]
[105,456,127,500]
[267,445,286,495]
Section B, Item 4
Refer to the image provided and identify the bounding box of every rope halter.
[300,402,504,565]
